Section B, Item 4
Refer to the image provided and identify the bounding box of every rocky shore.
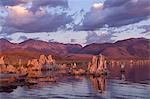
[0,54,150,91]
[0,54,150,76]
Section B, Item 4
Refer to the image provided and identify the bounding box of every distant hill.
[0,38,149,63]
[0,38,82,55]
[0,38,83,64]
[77,38,150,59]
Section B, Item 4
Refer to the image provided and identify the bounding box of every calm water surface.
[0,64,150,99]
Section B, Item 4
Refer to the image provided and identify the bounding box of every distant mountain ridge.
[0,38,82,55]
[0,38,149,60]
[77,38,150,59]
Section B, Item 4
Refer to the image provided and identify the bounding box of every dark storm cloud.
[85,31,115,45]
[2,12,73,33]
[78,0,150,31]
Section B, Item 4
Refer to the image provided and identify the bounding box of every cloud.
[18,35,28,41]
[0,0,68,8]
[33,37,40,40]
[70,39,76,43]
[30,0,68,13]
[3,36,13,41]
[78,0,150,31]
[1,4,73,34]
[138,25,150,34]
[48,39,55,42]
[0,0,68,13]
[92,2,104,9]
[0,0,30,6]
[85,31,115,45]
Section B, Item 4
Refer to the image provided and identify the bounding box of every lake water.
[0,64,150,99]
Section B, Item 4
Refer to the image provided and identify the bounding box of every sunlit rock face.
[27,60,31,66]
[47,55,55,65]
[39,55,47,65]
[71,68,85,75]
[27,70,42,78]
[58,64,67,70]
[6,65,16,73]
[88,54,106,74]
[89,56,98,74]
[72,63,77,69]
[26,54,56,71]
[30,59,41,71]
[97,54,105,72]
[0,56,5,65]
[0,65,7,73]
[0,56,16,73]
[17,66,27,75]
[18,59,22,66]
[30,59,39,66]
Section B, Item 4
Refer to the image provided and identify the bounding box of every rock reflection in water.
[89,76,106,93]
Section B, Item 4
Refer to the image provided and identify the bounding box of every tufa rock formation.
[6,65,16,73]
[27,54,56,71]
[88,54,107,75]
[47,55,55,65]
[0,56,5,65]
[88,56,97,74]
[30,59,42,71]
[39,55,47,65]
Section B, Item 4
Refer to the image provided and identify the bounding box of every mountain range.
[0,38,149,64]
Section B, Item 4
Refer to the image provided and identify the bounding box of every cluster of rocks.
[57,63,86,75]
[27,55,56,70]
[0,54,109,76]
[69,63,86,75]
[0,55,55,74]
[88,54,107,75]
[109,59,150,67]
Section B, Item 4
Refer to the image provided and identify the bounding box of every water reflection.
[108,64,150,83]
[0,64,150,99]
[89,76,106,93]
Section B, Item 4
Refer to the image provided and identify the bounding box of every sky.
[0,0,150,46]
